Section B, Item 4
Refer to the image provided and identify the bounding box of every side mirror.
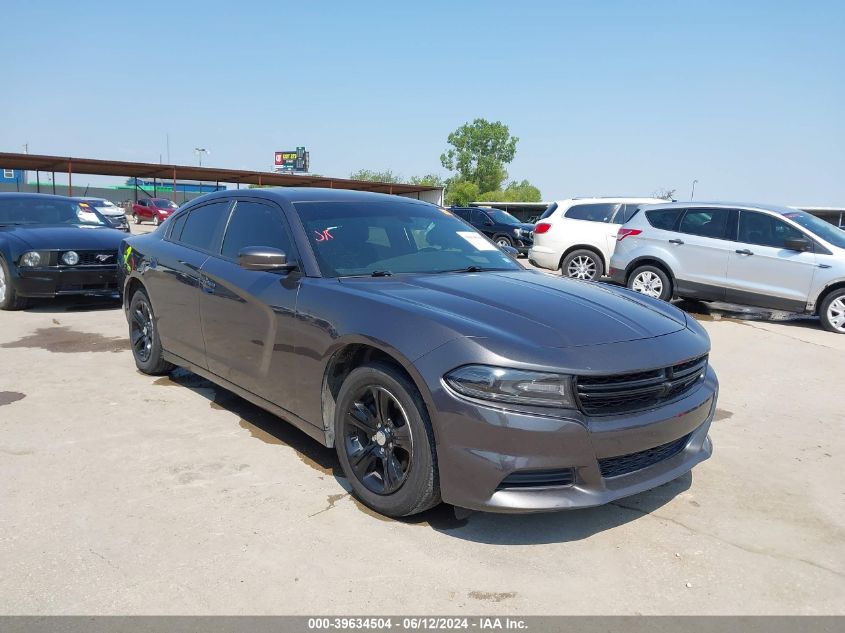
[238,246,296,271]
[499,244,519,259]
[784,237,812,252]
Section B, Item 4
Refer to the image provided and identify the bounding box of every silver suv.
[609,202,845,333]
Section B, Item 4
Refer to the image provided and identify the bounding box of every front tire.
[561,249,604,280]
[819,289,845,334]
[628,265,673,301]
[128,289,174,374]
[495,235,513,248]
[335,362,440,517]
[152,215,161,227]
[0,257,28,310]
[133,213,141,225]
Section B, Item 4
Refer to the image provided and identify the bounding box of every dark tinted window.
[738,211,805,248]
[678,208,731,239]
[565,203,619,223]
[485,208,520,225]
[221,201,293,260]
[782,210,845,249]
[179,201,229,251]
[646,208,683,230]
[471,209,490,225]
[168,212,188,241]
[539,202,558,220]
[452,208,471,220]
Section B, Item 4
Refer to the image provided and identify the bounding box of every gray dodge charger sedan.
[119,188,717,517]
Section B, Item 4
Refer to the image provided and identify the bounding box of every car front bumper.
[416,346,718,513]
[15,266,120,298]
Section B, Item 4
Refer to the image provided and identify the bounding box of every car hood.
[1,225,126,250]
[339,270,688,349]
[518,223,535,232]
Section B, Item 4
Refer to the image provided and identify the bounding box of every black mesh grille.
[59,250,118,266]
[576,356,707,416]
[599,433,692,478]
[496,468,575,490]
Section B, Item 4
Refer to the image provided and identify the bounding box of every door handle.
[668,239,684,245]
[735,249,754,255]
[200,275,216,293]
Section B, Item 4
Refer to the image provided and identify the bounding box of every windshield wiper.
[438,266,493,273]
[370,270,393,277]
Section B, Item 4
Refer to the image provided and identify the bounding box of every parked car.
[132,198,178,226]
[0,193,125,310]
[609,202,845,333]
[119,188,717,517]
[449,206,535,255]
[75,197,130,232]
[528,197,667,279]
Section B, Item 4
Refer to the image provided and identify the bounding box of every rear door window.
[564,203,619,223]
[645,208,683,230]
[678,208,731,239]
[167,212,188,241]
[471,209,490,225]
[178,201,230,253]
[452,208,471,220]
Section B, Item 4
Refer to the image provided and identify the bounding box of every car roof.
[637,201,802,216]
[186,187,435,207]
[553,197,668,205]
[0,192,77,202]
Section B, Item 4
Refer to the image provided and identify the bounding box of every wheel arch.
[320,340,436,448]
[558,243,608,271]
[624,256,677,288]
[815,280,845,315]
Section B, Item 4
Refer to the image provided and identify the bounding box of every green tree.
[349,169,403,183]
[478,179,542,202]
[440,119,518,193]
[445,179,480,207]
[409,174,446,188]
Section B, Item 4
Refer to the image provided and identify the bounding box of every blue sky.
[1,1,843,204]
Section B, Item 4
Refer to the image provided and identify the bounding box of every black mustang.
[0,193,126,310]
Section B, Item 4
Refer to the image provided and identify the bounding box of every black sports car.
[0,193,126,310]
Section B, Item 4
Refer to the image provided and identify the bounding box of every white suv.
[528,198,667,279]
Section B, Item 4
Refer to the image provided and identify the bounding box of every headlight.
[513,228,522,236]
[19,251,42,267]
[62,251,80,266]
[445,365,575,408]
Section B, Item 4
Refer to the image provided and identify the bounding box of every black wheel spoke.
[347,401,377,433]
[370,386,390,424]
[391,423,411,450]
[132,309,145,327]
[383,453,403,492]
[350,443,379,478]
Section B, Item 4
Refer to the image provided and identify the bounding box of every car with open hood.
[0,193,126,310]
[119,188,718,517]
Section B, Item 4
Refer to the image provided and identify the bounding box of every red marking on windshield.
[315,228,334,242]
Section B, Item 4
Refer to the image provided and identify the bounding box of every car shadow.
[160,367,692,543]
[674,298,820,329]
[23,295,122,313]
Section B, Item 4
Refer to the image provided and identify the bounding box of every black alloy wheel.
[130,297,154,362]
[343,385,413,495]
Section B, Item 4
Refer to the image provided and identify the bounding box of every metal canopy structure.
[0,152,442,198]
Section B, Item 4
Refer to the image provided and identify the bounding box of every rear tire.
[335,362,440,518]
[819,288,845,334]
[128,289,174,375]
[627,265,673,301]
[561,249,604,280]
[0,257,28,311]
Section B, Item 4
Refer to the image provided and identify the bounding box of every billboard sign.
[274,147,309,172]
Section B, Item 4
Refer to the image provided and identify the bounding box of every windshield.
[153,199,178,209]
[296,201,521,277]
[782,210,845,249]
[0,198,106,226]
[484,208,521,225]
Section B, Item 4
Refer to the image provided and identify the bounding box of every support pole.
[172,167,177,203]
[68,160,73,197]
[52,171,56,195]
